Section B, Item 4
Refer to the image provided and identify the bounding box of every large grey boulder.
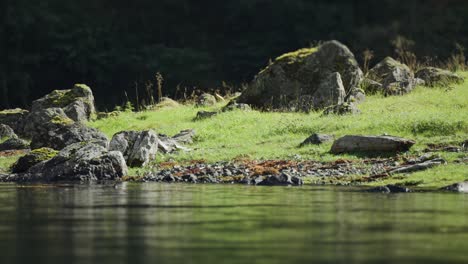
[0,108,29,135]
[30,123,108,150]
[368,57,416,95]
[415,67,464,86]
[26,142,127,182]
[31,84,96,123]
[0,124,17,140]
[0,138,29,151]
[109,130,159,167]
[238,40,363,111]
[23,107,74,139]
[331,135,415,154]
[302,72,346,111]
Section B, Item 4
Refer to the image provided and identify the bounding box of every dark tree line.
[1,0,468,109]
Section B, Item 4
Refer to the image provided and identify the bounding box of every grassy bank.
[88,73,468,188]
[1,73,467,188]
[92,75,467,156]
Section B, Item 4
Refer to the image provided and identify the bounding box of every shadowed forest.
[2,0,468,109]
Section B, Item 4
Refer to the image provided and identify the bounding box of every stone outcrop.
[0,138,29,151]
[30,122,108,150]
[31,84,96,122]
[367,57,416,95]
[331,135,415,154]
[0,124,17,139]
[23,142,127,182]
[109,130,159,167]
[196,93,217,107]
[415,67,464,86]
[0,108,29,135]
[11,148,59,173]
[23,108,74,139]
[238,40,364,111]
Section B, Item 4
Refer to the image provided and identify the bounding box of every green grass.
[90,73,468,164]
[0,155,19,174]
[367,164,468,189]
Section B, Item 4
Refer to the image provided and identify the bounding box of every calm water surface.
[0,183,467,264]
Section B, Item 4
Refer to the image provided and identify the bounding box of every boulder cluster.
[0,84,195,183]
[0,40,464,188]
[238,40,463,114]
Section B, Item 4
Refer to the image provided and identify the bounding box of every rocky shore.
[0,40,466,192]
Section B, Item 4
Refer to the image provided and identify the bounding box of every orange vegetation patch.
[0,150,28,157]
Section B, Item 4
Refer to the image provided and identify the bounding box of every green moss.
[30,148,59,160]
[257,47,318,76]
[43,84,92,108]
[50,115,74,125]
[275,47,318,64]
[0,108,28,116]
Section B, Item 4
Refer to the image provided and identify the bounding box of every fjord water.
[0,183,467,264]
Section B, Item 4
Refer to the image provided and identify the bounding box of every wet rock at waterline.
[109,130,159,167]
[31,123,109,150]
[367,185,412,193]
[0,138,30,151]
[238,40,363,111]
[300,134,334,146]
[442,182,468,193]
[10,142,128,182]
[415,67,464,86]
[255,173,303,186]
[331,135,415,154]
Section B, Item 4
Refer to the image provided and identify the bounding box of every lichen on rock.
[238,40,363,111]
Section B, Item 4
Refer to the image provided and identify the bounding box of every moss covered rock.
[31,84,96,122]
[196,93,217,107]
[415,67,464,86]
[11,148,59,173]
[238,40,363,111]
[0,124,17,140]
[0,108,29,135]
[367,57,416,95]
[30,123,108,150]
[0,138,29,151]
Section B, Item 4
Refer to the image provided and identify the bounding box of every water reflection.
[0,183,467,264]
